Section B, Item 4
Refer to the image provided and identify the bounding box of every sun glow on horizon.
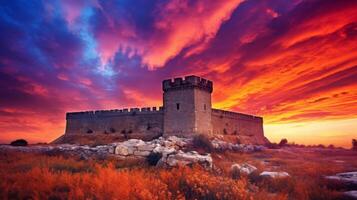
[265,118,357,148]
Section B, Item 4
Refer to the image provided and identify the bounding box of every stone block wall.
[163,89,196,136]
[163,75,213,136]
[65,107,163,136]
[193,88,212,135]
[211,109,267,144]
[63,75,268,145]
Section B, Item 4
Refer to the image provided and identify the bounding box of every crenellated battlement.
[212,109,263,123]
[63,74,265,144]
[162,75,213,93]
[66,106,164,119]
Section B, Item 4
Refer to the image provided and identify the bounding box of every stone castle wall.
[65,107,164,137]
[211,109,266,144]
[163,75,213,136]
[194,88,212,135]
[163,89,196,136]
[63,75,268,144]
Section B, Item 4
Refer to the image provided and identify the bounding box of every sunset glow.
[0,0,357,147]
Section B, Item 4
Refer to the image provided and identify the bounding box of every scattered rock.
[344,190,357,199]
[157,136,190,149]
[231,163,257,175]
[0,136,208,168]
[0,136,262,169]
[124,139,145,147]
[133,150,151,157]
[164,151,212,168]
[115,145,134,156]
[153,146,176,157]
[113,137,208,168]
[260,171,290,178]
[167,136,188,146]
[137,143,156,151]
[211,138,266,152]
[325,172,357,185]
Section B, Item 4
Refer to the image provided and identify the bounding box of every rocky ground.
[0,136,265,168]
[1,137,356,199]
[213,146,357,199]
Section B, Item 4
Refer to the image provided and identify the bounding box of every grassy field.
[0,147,356,200]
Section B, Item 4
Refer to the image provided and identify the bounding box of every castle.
[64,75,267,144]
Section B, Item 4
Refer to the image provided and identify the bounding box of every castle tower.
[162,75,213,136]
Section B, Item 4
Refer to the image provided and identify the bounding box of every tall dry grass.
[0,151,253,200]
[1,147,355,200]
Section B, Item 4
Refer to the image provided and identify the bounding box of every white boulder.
[260,171,290,178]
[123,139,145,147]
[344,191,357,199]
[325,171,357,184]
[153,146,176,157]
[167,136,188,147]
[231,163,257,175]
[165,151,212,168]
[133,150,151,156]
[114,145,134,156]
[137,143,156,151]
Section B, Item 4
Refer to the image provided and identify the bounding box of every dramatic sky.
[1,0,357,147]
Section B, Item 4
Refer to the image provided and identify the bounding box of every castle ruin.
[64,75,267,144]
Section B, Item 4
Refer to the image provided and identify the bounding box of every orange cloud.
[145,0,243,68]
[94,0,243,69]
[276,5,357,48]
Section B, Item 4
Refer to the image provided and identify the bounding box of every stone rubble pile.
[230,163,291,179]
[113,137,212,168]
[211,138,266,152]
[344,191,357,199]
[259,171,290,178]
[231,163,257,175]
[325,172,357,199]
[0,136,266,169]
[0,143,116,159]
[325,171,357,184]
[0,136,212,168]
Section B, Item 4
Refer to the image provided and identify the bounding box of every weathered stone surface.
[133,150,151,156]
[167,136,189,147]
[260,171,290,178]
[63,75,267,146]
[115,145,134,156]
[231,163,257,175]
[344,191,357,199]
[164,151,212,168]
[108,147,115,154]
[211,139,266,153]
[1,136,210,168]
[325,172,357,184]
[124,139,145,147]
[154,136,191,150]
[153,146,176,157]
[137,143,156,151]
